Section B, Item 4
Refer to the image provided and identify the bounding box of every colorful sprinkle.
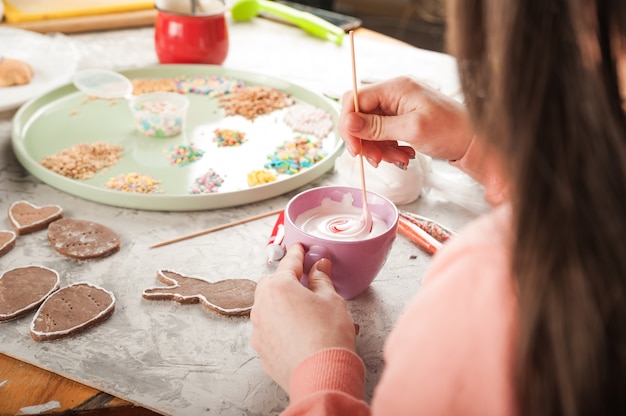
[247,169,277,186]
[166,144,205,166]
[175,76,245,97]
[130,98,186,137]
[189,169,225,194]
[398,210,456,243]
[283,103,334,139]
[265,136,326,175]
[213,129,247,147]
[105,173,163,194]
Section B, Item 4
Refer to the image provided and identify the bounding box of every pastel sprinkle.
[213,129,246,147]
[166,144,205,166]
[174,76,245,97]
[283,103,334,139]
[265,136,326,175]
[189,169,225,194]
[105,173,163,194]
[131,99,184,137]
[247,169,277,186]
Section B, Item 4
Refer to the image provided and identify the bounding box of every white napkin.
[334,148,431,205]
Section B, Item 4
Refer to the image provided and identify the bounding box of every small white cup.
[128,92,189,138]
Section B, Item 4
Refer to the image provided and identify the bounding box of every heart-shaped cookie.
[48,218,120,260]
[30,282,115,342]
[0,266,60,322]
[0,230,17,257]
[143,270,256,316]
[9,201,63,235]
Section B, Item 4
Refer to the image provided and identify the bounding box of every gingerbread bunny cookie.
[143,270,256,316]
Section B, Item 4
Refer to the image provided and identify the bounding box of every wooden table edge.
[0,352,159,415]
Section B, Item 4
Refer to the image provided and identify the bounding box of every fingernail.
[314,258,332,275]
[346,113,366,132]
[394,161,408,170]
[366,157,379,168]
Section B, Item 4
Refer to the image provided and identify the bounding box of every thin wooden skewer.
[149,208,284,249]
[349,30,373,232]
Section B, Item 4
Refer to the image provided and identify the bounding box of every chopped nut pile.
[218,86,294,120]
[40,142,124,180]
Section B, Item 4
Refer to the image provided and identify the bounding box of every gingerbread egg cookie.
[143,270,256,316]
[0,230,17,257]
[9,200,63,235]
[0,266,60,322]
[30,282,115,341]
[48,218,120,259]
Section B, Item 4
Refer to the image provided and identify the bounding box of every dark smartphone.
[274,1,363,32]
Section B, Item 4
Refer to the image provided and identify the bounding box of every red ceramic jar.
[154,0,229,65]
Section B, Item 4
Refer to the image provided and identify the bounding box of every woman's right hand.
[338,76,474,168]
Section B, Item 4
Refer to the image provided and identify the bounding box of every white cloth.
[334,148,432,205]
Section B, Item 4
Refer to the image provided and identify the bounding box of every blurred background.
[294,0,446,52]
[0,0,447,52]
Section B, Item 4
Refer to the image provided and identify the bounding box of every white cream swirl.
[295,194,386,241]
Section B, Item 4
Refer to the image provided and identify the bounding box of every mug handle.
[303,245,333,274]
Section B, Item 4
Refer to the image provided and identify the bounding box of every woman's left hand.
[250,244,357,393]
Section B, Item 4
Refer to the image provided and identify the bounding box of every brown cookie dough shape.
[30,282,116,342]
[0,58,34,87]
[48,218,120,259]
[142,270,256,316]
[0,230,17,257]
[0,266,60,322]
[8,200,63,235]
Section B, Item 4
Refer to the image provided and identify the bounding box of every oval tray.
[11,64,343,211]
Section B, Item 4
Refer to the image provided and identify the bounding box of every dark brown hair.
[448,0,626,414]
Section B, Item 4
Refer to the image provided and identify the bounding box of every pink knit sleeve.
[371,206,517,416]
[283,348,370,416]
[449,135,509,205]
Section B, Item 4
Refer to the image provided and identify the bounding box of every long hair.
[448,0,626,414]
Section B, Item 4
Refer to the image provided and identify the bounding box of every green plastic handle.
[259,0,344,45]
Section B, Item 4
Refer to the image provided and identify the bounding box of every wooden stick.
[149,208,284,249]
[349,30,372,230]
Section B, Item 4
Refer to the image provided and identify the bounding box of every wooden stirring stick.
[349,30,373,232]
[149,208,283,249]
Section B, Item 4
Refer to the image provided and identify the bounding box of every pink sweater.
[284,204,518,415]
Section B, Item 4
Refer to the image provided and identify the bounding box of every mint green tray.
[11,65,342,211]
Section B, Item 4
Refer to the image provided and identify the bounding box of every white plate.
[0,27,80,112]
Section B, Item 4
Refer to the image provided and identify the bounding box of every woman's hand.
[250,244,357,393]
[339,75,474,168]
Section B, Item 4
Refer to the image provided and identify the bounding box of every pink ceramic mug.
[284,186,399,299]
[154,0,229,65]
